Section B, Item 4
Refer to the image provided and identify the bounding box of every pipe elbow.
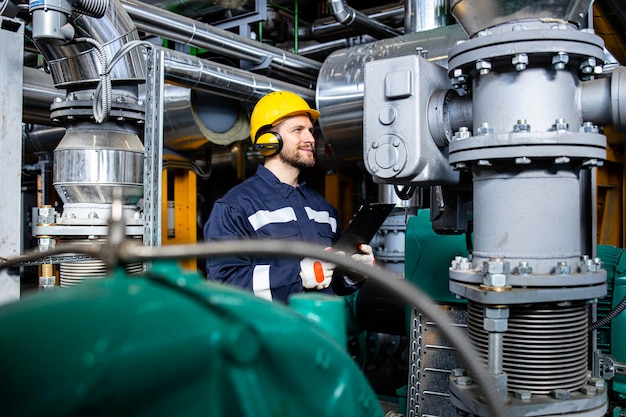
[328,0,355,25]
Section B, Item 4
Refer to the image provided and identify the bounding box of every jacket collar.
[256,165,307,198]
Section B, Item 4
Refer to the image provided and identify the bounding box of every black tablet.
[334,203,395,254]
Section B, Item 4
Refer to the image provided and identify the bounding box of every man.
[203,91,374,303]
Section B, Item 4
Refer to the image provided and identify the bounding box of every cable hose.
[74,37,110,123]
[73,0,108,18]
[71,39,153,124]
[590,294,626,332]
[1,239,510,417]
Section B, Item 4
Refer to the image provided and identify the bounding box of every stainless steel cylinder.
[53,127,144,205]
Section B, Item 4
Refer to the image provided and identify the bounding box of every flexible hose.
[590,294,626,331]
[71,38,153,124]
[73,0,108,18]
[0,239,509,417]
[74,37,110,123]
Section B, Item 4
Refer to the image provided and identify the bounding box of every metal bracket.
[598,352,626,380]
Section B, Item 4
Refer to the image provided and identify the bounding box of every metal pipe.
[160,46,316,104]
[327,0,401,40]
[120,0,321,83]
[22,67,65,126]
[22,49,313,152]
[405,0,449,34]
[404,0,418,34]
[34,0,145,88]
[304,3,404,42]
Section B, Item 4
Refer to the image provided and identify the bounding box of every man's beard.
[279,147,316,169]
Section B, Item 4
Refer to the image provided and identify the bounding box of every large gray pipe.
[120,0,321,84]
[23,67,65,126]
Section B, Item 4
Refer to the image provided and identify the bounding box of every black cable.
[1,239,508,417]
[590,294,626,331]
[393,184,416,200]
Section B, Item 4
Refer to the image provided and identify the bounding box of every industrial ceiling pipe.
[302,3,404,42]
[327,0,401,40]
[160,46,315,104]
[120,0,321,84]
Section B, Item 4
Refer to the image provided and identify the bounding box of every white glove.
[299,257,336,289]
[351,244,375,268]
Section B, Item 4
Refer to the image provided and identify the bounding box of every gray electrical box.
[363,54,458,185]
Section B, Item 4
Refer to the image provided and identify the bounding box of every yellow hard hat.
[249,91,320,140]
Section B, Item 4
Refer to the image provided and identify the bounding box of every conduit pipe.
[160,46,316,104]
[328,0,401,40]
[120,0,321,83]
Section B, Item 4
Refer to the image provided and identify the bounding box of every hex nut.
[484,307,509,319]
[512,54,529,71]
[588,377,605,388]
[553,262,571,275]
[581,385,598,396]
[453,257,472,270]
[455,376,473,386]
[454,127,472,140]
[476,123,493,135]
[483,318,508,332]
[484,259,509,274]
[552,52,569,70]
[552,389,571,400]
[484,273,507,287]
[516,262,533,275]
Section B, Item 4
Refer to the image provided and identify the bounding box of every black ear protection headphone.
[252,126,283,157]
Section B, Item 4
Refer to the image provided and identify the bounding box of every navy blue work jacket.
[203,165,360,303]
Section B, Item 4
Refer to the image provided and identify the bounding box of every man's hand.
[351,244,375,268]
[300,257,336,289]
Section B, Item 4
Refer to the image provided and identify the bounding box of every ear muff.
[253,130,282,157]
